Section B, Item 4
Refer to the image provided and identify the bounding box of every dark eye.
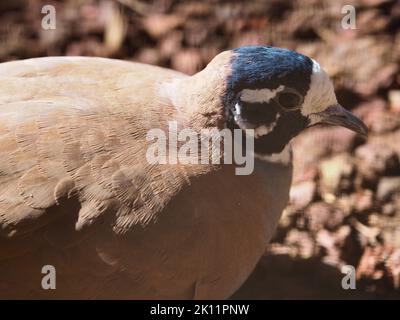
[275,90,303,111]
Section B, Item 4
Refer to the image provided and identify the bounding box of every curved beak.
[311,104,368,137]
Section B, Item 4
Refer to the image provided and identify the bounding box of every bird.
[0,45,367,299]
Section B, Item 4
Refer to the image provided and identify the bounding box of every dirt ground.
[1,0,400,299]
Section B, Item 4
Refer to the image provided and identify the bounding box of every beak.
[312,104,368,137]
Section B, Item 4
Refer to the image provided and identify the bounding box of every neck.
[160,51,232,131]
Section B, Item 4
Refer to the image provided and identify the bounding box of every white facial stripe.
[254,144,292,165]
[254,124,274,137]
[240,85,284,104]
[301,59,337,116]
[253,113,280,138]
[234,103,241,115]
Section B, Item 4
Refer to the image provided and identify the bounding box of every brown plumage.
[0,46,367,299]
[0,52,293,299]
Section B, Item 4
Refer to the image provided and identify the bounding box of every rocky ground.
[1,0,399,299]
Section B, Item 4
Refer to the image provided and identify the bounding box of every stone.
[289,180,316,208]
[285,229,315,259]
[304,202,345,231]
[355,143,400,187]
[319,154,355,196]
[389,90,400,113]
[377,177,400,201]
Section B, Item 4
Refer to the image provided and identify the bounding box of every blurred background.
[0,0,399,299]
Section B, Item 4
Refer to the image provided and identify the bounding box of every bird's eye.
[275,89,303,111]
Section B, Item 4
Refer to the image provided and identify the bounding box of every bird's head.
[221,46,367,155]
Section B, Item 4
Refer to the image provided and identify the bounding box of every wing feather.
[0,57,215,245]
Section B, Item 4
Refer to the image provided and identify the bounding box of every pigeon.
[0,46,367,299]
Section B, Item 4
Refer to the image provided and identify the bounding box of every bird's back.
[0,57,203,298]
[0,56,188,234]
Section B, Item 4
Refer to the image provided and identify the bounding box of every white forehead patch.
[240,85,284,103]
[301,59,337,116]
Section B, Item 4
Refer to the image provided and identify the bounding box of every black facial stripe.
[238,102,278,125]
[253,110,309,154]
[222,46,314,151]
